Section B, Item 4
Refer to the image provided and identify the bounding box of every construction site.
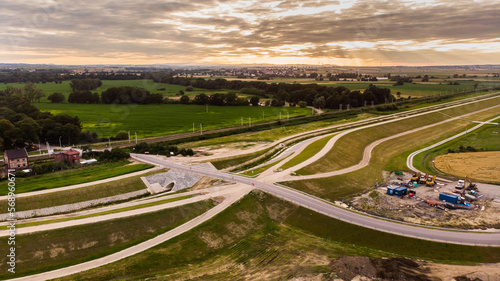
[351,171,500,230]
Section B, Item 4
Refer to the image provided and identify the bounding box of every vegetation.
[0,170,160,211]
[35,103,311,138]
[280,134,335,170]
[0,160,151,195]
[54,191,500,281]
[0,200,214,279]
[134,142,194,156]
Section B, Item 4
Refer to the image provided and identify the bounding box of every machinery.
[411,172,420,182]
[464,176,478,191]
[418,173,427,184]
[426,175,437,187]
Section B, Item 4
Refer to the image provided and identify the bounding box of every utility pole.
[249,117,251,127]
[200,124,203,135]
[287,112,289,120]
[280,112,282,120]
[59,136,62,148]
[241,117,243,126]
[128,131,130,143]
[193,123,195,133]
[135,132,137,144]
[108,138,111,150]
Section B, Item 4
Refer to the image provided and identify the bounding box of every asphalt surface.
[132,154,500,246]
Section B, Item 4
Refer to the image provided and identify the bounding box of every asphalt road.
[132,154,500,246]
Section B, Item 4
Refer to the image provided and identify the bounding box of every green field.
[54,191,500,281]
[35,103,311,138]
[0,161,152,195]
[0,80,231,102]
[0,200,214,279]
[280,134,335,170]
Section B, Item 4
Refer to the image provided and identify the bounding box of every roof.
[55,149,80,156]
[4,148,28,159]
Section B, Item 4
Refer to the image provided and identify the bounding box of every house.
[54,149,80,163]
[4,148,29,171]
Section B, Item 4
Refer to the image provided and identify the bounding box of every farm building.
[3,148,29,171]
[54,149,80,163]
[387,185,408,196]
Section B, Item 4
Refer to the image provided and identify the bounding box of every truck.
[418,173,427,184]
[455,179,465,189]
[439,192,463,204]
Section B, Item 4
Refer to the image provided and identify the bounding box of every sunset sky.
[1,0,499,66]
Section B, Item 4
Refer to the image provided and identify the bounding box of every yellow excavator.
[411,172,420,182]
[464,176,478,191]
[426,175,437,187]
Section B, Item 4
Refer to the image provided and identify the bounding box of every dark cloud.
[0,0,498,64]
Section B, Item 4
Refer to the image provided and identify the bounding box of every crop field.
[410,118,500,176]
[0,200,214,279]
[35,103,311,138]
[54,191,500,281]
[0,80,230,102]
[434,151,500,184]
[297,97,500,175]
[0,161,152,195]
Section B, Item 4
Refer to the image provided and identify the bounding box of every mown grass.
[211,147,274,170]
[35,103,311,138]
[54,191,500,281]
[0,200,214,280]
[297,97,500,175]
[0,170,162,211]
[286,106,500,201]
[0,161,152,195]
[280,134,335,170]
[17,194,194,228]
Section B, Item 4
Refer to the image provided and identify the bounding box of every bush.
[298,101,308,108]
[185,86,194,91]
[115,131,129,140]
[98,148,130,162]
[47,92,65,103]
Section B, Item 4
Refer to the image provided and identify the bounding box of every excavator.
[464,176,478,191]
[411,172,420,182]
[426,175,437,187]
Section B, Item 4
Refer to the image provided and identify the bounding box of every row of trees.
[69,79,102,91]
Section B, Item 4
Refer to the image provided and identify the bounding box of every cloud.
[0,0,498,65]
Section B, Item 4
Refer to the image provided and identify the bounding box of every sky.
[1,0,500,66]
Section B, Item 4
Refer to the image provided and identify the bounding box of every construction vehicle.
[464,176,478,191]
[418,173,427,184]
[426,175,436,186]
[411,172,420,182]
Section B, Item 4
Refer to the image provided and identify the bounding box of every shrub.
[47,92,65,103]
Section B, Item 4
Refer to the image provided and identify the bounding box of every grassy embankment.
[0,170,163,212]
[279,134,336,170]
[0,200,214,280]
[297,97,500,175]
[285,101,500,201]
[52,191,500,281]
[0,161,152,195]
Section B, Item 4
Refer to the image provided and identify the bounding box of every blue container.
[439,193,459,204]
[387,186,408,196]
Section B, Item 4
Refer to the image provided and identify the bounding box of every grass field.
[297,97,500,175]
[434,151,500,184]
[0,170,162,212]
[35,103,311,138]
[54,191,500,281]
[286,106,500,201]
[280,134,335,170]
[0,200,214,279]
[0,161,152,195]
[0,80,230,102]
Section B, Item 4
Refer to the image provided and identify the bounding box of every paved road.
[132,154,500,246]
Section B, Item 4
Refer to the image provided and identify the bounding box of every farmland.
[434,151,500,184]
[35,103,311,138]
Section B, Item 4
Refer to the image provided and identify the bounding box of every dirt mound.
[330,256,436,281]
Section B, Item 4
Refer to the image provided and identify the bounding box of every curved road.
[132,154,500,246]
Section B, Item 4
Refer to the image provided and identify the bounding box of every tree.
[23,82,45,102]
[15,117,41,146]
[250,96,260,106]
[180,95,190,104]
[313,96,326,109]
[47,92,65,103]
[297,101,307,108]
[115,131,129,140]
[193,93,208,105]
[185,86,194,91]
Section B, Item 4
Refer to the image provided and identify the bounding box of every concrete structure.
[4,148,29,171]
[54,149,80,163]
